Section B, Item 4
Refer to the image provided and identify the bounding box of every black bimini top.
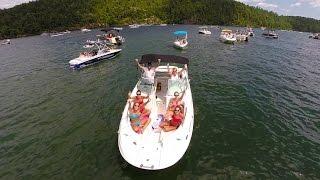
[140,54,189,65]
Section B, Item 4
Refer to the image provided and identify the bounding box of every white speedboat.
[50,33,64,37]
[236,31,249,42]
[247,28,254,37]
[81,28,91,32]
[63,30,71,34]
[262,30,279,39]
[1,39,11,45]
[173,31,188,49]
[101,28,125,45]
[198,26,211,35]
[159,24,167,26]
[220,29,236,44]
[69,43,121,69]
[113,27,123,31]
[118,54,194,170]
[129,24,140,29]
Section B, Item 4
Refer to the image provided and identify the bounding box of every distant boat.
[159,24,167,26]
[81,28,91,32]
[261,27,266,30]
[41,32,49,36]
[262,30,279,39]
[219,29,236,44]
[236,32,249,42]
[63,30,71,34]
[1,39,11,45]
[309,33,319,39]
[129,24,140,29]
[247,27,254,37]
[69,42,122,69]
[113,27,123,31]
[50,33,64,37]
[198,26,211,35]
[173,31,188,49]
[101,28,125,45]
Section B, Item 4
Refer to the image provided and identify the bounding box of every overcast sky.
[0,0,319,19]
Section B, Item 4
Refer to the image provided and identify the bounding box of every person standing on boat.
[135,59,161,84]
[168,64,188,80]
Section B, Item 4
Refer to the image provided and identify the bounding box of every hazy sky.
[236,0,320,19]
[0,0,319,19]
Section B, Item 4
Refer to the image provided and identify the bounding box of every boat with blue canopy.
[173,31,188,49]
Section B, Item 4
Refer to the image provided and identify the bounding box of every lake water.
[0,25,319,179]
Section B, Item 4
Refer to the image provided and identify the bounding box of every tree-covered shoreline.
[1,0,320,39]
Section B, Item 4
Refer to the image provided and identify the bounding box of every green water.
[0,25,319,179]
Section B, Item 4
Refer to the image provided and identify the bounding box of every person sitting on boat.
[168,64,188,80]
[165,91,185,120]
[129,102,151,134]
[160,106,184,132]
[127,90,150,115]
[135,59,161,84]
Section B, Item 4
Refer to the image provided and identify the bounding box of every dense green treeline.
[0,0,320,39]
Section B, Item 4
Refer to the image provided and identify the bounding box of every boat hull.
[173,41,188,49]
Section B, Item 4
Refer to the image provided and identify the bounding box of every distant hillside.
[0,0,320,39]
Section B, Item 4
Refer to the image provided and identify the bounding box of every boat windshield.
[167,78,187,96]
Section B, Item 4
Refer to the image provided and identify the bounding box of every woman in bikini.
[128,90,150,115]
[129,102,151,134]
[168,64,188,80]
[165,91,185,120]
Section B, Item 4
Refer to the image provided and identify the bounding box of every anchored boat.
[118,54,194,170]
[220,29,236,44]
[262,30,279,39]
[101,28,125,45]
[173,31,188,49]
[199,26,211,35]
[69,42,121,69]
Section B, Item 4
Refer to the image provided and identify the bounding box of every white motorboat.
[159,24,167,26]
[173,31,188,49]
[219,29,236,44]
[129,24,140,29]
[118,54,194,170]
[50,33,64,37]
[69,43,121,69]
[1,39,11,45]
[101,28,125,45]
[309,33,319,39]
[63,30,71,34]
[113,27,123,31]
[262,30,279,39]
[236,31,249,42]
[81,28,91,32]
[247,27,254,37]
[198,26,211,35]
